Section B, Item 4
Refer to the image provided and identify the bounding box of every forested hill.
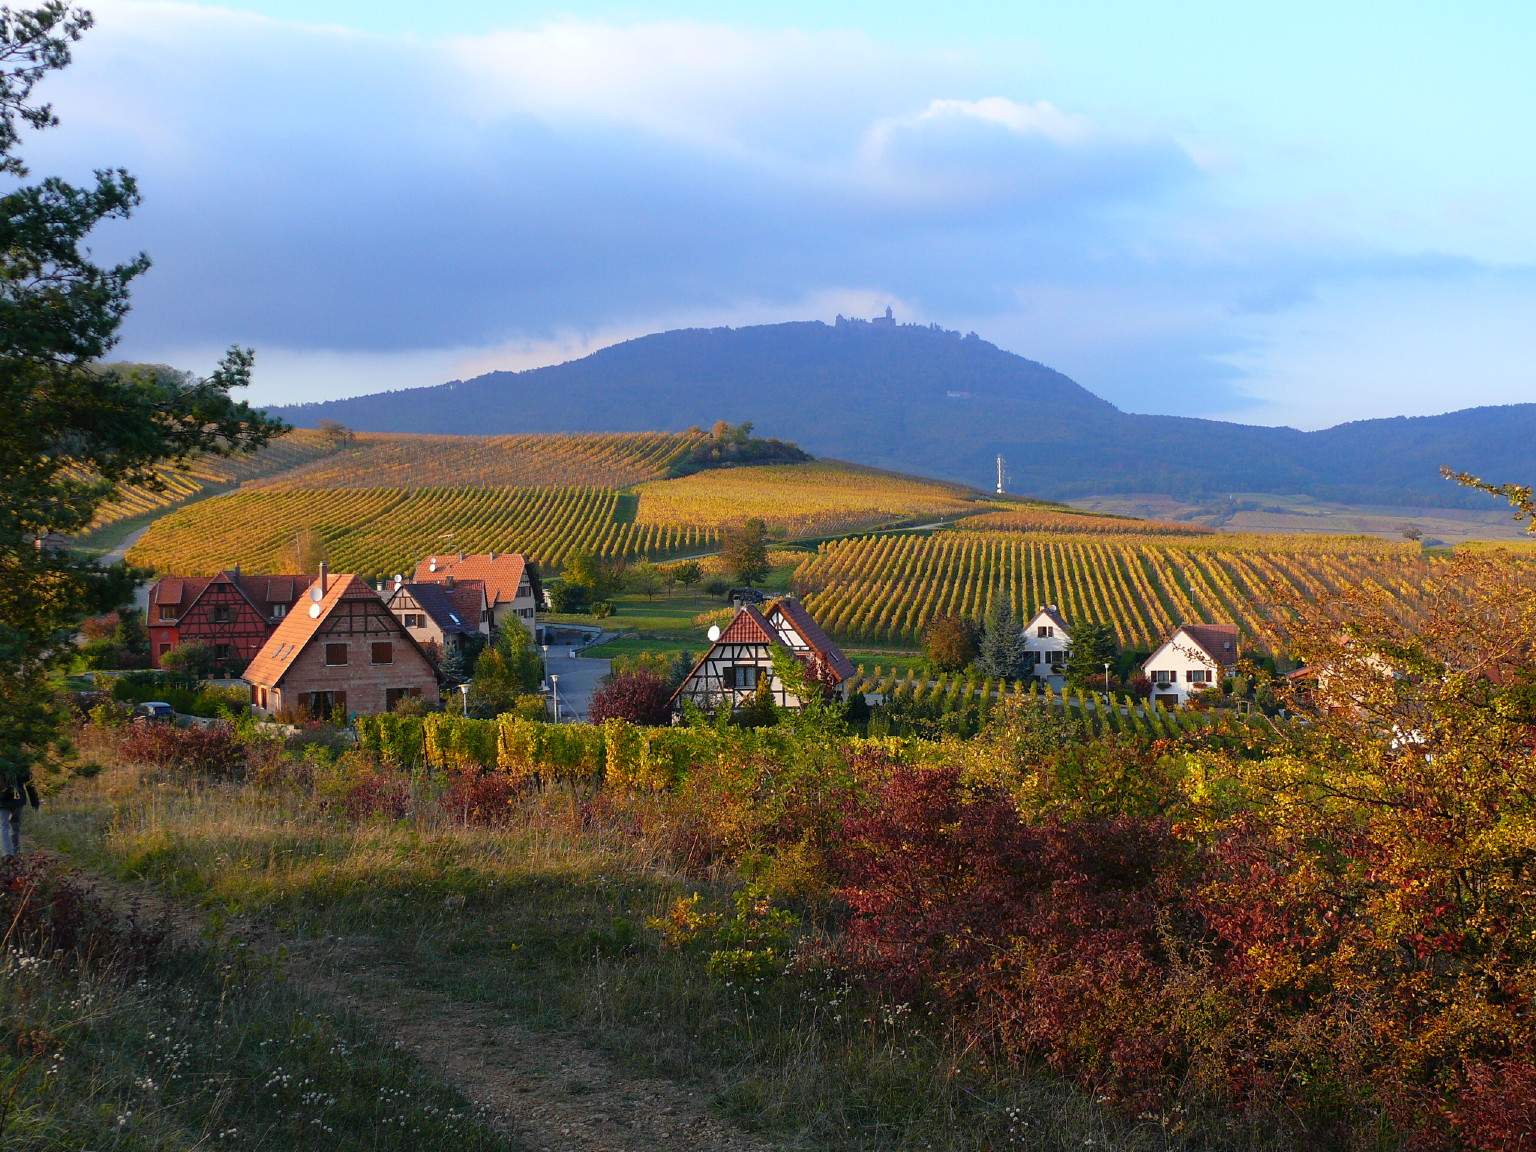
[268,319,1534,506]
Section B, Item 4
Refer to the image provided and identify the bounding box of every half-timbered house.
[671,598,854,714]
[384,579,486,662]
[147,569,314,674]
[244,569,440,719]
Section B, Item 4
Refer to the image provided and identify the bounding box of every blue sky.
[22,0,1536,427]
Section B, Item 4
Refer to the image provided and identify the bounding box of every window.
[324,643,348,666]
[306,691,345,716]
[272,604,287,619]
[1037,625,1053,638]
[1151,670,1174,685]
[1187,669,1210,684]
[371,642,394,665]
[402,613,424,629]
[211,604,233,623]
[725,664,759,689]
[157,604,178,621]
[1045,650,1066,666]
[385,686,421,710]
[157,643,171,658]
[213,643,236,662]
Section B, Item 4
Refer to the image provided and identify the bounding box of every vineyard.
[126,486,718,576]
[84,430,338,535]
[793,530,1432,649]
[253,430,705,491]
[633,460,986,538]
[953,507,1214,537]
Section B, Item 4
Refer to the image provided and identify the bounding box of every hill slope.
[267,319,1535,506]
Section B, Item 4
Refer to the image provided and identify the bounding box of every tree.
[1064,621,1117,691]
[0,6,284,790]
[316,419,355,447]
[546,579,589,614]
[721,518,769,586]
[285,525,329,573]
[465,618,543,718]
[920,615,979,672]
[161,641,215,680]
[563,551,624,600]
[975,600,1027,679]
[674,560,702,591]
[625,561,663,600]
[588,669,672,726]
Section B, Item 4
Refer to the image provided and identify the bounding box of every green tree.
[1064,620,1118,691]
[625,561,663,600]
[0,5,284,789]
[673,560,702,591]
[975,600,1027,679]
[920,615,979,672]
[465,619,544,718]
[563,551,624,600]
[161,641,215,680]
[721,518,769,586]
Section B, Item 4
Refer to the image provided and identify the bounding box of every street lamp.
[549,673,560,723]
[457,682,470,718]
[1103,661,1111,709]
[541,644,549,687]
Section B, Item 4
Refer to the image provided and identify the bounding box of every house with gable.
[671,597,855,714]
[384,578,486,663]
[1142,624,1239,707]
[412,551,541,638]
[244,567,440,719]
[147,568,315,674]
[1021,605,1072,687]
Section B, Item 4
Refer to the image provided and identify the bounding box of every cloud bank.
[16,1,1533,426]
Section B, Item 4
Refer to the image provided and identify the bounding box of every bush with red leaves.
[0,857,163,975]
[589,669,672,726]
[440,768,517,824]
[115,722,245,779]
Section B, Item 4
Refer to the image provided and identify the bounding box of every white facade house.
[1021,605,1072,687]
[1142,624,1239,707]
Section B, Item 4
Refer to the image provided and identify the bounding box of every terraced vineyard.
[633,460,985,538]
[255,430,705,491]
[954,507,1214,537]
[793,530,1431,649]
[127,486,718,576]
[84,430,338,534]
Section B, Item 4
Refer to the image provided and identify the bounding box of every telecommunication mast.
[995,454,1007,495]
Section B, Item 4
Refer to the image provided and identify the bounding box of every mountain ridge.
[268,319,1534,507]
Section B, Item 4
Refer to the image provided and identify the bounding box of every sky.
[18,0,1536,428]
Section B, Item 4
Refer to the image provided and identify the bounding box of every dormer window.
[272,604,287,619]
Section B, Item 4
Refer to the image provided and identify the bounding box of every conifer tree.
[976,600,1027,679]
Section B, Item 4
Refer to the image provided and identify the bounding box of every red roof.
[245,574,378,687]
[412,552,535,609]
[719,604,777,645]
[1151,623,1240,668]
[766,598,855,681]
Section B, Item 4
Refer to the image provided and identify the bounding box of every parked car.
[135,701,176,721]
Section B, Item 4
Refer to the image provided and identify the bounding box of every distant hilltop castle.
[834,306,897,329]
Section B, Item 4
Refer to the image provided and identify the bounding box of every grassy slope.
[34,754,1215,1152]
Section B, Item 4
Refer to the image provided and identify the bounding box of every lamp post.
[1103,661,1111,709]
[550,673,560,723]
[457,682,470,718]
[541,644,549,688]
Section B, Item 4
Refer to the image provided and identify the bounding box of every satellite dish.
[309,585,323,603]
[307,602,321,619]
[707,625,722,642]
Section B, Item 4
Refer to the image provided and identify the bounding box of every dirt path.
[43,851,777,1152]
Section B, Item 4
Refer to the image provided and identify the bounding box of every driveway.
[543,635,613,723]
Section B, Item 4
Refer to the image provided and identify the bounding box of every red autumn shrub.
[115,722,245,779]
[0,857,163,975]
[589,669,672,726]
[440,768,517,824]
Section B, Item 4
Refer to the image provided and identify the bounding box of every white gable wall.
[1142,629,1229,707]
[1020,608,1071,687]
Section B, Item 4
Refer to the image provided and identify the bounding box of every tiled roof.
[412,552,535,608]
[1144,623,1240,670]
[245,574,377,687]
[150,573,314,614]
[397,582,480,635]
[766,598,856,681]
[719,604,777,645]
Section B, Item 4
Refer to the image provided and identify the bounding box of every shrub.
[589,669,672,726]
[920,615,979,672]
[115,723,246,779]
[440,767,517,823]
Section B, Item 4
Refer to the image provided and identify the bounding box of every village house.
[1142,624,1239,707]
[147,568,315,674]
[412,551,541,639]
[244,567,440,719]
[1020,605,1072,687]
[383,578,486,664]
[671,597,855,713]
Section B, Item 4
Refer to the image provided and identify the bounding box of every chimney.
[319,561,329,595]
[232,562,240,581]
[445,575,455,590]
[488,550,496,560]
[458,551,465,561]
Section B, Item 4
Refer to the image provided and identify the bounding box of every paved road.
[543,635,614,722]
